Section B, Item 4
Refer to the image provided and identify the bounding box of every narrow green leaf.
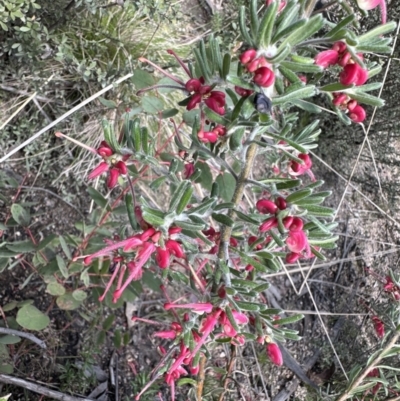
[222,53,231,80]
[257,0,278,48]
[56,255,69,279]
[281,60,322,73]
[324,14,355,38]
[274,314,304,325]
[286,188,313,203]
[281,14,324,47]
[102,120,121,153]
[226,75,256,91]
[141,127,149,155]
[273,19,307,44]
[358,21,397,43]
[130,118,142,152]
[125,193,137,231]
[239,6,255,46]
[169,181,191,213]
[142,207,166,227]
[304,204,335,217]
[59,235,71,259]
[348,92,385,107]
[272,85,316,105]
[176,185,194,215]
[212,213,234,227]
[189,198,217,216]
[174,219,206,231]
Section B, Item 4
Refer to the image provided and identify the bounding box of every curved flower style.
[356,0,386,24]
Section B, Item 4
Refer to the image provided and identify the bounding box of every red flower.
[266,343,283,366]
[286,230,308,253]
[349,104,366,123]
[239,49,257,65]
[235,86,254,97]
[256,199,278,214]
[259,217,279,232]
[286,252,301,263]
[275,196,287,210]
[314,50,339,68]
[165,239,185,259]
[156,247,170,269]
[340,63,368,86]
[253,67,275,87]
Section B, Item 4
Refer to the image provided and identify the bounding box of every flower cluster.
[197,124,227,144]
[315,41,369,123]
[185,77,226,116]
[79,222,185,303]
[88,141,129,188]
[239,49,275,88]
[256,197,313,263]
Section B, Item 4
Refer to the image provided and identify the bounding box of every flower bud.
[253,67,275,87]
[259,217,278,232]
[266,343,283,366]
[156,247,170,269]
[349,104,366,123]
[107,168,120,188]
[185,78,202,93]
[275,196,287,210]
[239,49,257,65]
[256,199,278,214]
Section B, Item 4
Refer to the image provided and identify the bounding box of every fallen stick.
[0,374,93,401]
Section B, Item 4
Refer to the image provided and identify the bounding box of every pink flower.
[356,0,386,24]
[286,230,308,253]
[112,242,156,302]
[239,49,257,65]
[156,247,170,269]
[189,309,222,358]
[187,93,202,110]
[259,217,278,232]
[289,153,315,180]
[234,86,254,97]
[288,217,304,232]
[314,50,339,68]
[88,162,109,179]
[198,130,219,143]
[266,343,283,366]
[185,78,202,93]
[253,67,275,87]
[205,91,226,115]
[340,63,368,86]
[256,199,278,214]
[349,104,366,123]
[286,252,301,263]
[275,196,287,210]
[165,239,185,259]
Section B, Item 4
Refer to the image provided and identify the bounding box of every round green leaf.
[46,282,66,296]
[72,289,87,301]
[16,305,50,331]
[141,96,164,114]
[11,204,31,227]
[0,335,21,344]
[56,294,82,310]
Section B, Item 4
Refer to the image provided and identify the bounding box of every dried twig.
[0,374,93,401]
[0,327,46,349]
